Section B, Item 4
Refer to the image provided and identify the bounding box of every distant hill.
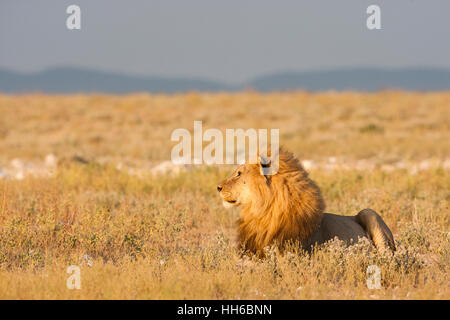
[0,67,234,94]
[248,68,450,91]
[1,67,450,93]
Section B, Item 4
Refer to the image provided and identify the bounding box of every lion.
[217,148,395,257]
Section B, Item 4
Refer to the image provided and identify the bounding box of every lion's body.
[217,149,395,256]
[307,210,395,252]
[306,213,367,248]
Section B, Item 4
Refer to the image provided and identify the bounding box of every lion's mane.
[237,149,325,255]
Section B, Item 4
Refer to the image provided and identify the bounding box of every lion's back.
[307,213,367,248]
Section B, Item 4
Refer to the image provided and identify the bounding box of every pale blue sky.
[1,0,449,83]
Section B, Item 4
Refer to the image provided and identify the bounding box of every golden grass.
[0,91,448,299]
[1,91,449,163]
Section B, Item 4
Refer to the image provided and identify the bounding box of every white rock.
[443,159,450,170]
[11,158,24,169]
[328,157,337,164]
[409,165,419,175]
[381,164,396,173]
[418,160,431,171]
[151,161,189,175]
[302,160,315,170]
[45,154,58,168]
[395,161,407,170]
[15,171,24,180]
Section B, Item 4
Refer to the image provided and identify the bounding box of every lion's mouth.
[222,198,239,208]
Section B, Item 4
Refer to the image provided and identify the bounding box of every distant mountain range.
[1,67,450,93]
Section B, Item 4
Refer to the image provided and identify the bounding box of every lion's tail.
[355,208,396,252]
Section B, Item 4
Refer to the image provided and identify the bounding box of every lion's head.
[217,148,325,256]
[216,161,268,209]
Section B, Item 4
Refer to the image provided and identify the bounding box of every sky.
[1,0,450,84]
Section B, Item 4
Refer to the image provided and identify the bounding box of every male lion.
[217,148,395,257]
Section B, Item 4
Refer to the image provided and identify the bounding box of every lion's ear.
[258,155,272,176]
[258,155,271,167]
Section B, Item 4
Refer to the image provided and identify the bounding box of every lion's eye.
[236,171,241,177]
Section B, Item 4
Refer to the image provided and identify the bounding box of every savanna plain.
[0,91,448,299]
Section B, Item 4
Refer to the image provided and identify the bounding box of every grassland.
[0,91,448,299]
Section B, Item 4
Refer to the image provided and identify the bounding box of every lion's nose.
[217,185,223,192]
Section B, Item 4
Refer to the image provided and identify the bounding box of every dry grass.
[0,91,448,299]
